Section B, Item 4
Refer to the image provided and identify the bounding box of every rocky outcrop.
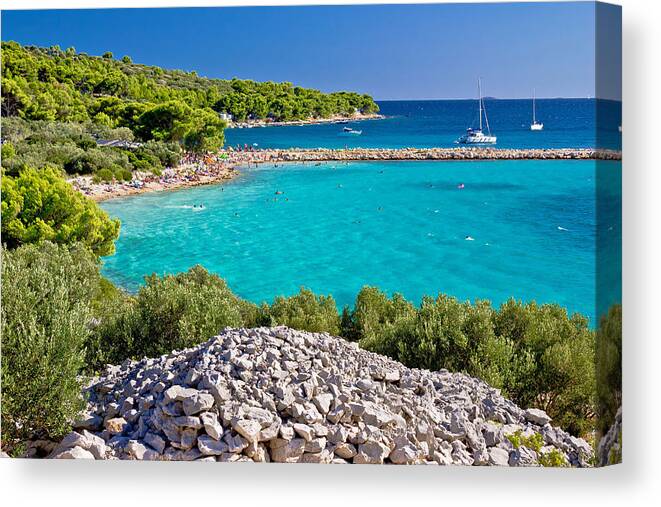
[54,327,593,465]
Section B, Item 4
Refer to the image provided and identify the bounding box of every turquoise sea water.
[101,159,622,325]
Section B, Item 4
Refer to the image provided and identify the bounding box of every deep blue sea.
[225,99,622,151]
[101,143,622,325]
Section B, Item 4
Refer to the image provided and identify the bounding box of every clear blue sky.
[1,3,621,100]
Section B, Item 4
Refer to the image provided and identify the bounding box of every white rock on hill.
[53,326,593,466]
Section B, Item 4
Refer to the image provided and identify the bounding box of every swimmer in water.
[457,183,465,189]
[465,236,475,241]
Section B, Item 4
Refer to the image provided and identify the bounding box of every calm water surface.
[101,159,622,324]
[225,99,622,150]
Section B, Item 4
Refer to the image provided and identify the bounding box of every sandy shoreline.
[72,147,622,202]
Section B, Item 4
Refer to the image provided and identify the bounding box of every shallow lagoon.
[101,159,621,325]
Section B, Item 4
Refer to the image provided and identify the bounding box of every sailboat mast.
[478,78,483,131]
[533,88,536,123]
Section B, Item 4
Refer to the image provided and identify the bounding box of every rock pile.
[52,327,593,465]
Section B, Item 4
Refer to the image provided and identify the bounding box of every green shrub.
[493,300,596,436]
[115,167,133,181]
[268,288,341,335]
[1,243,100,450]
[95,167,114,182]
[506,430,544,453]
[538,448,569,467]
[347,286,416,344]
[1,166,120,256]
[88,266,261,367]
[342,290,597,436]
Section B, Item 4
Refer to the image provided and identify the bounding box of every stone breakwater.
[236,147,622,164]
[50,327,593,465]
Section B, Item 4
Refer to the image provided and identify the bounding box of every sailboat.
[457,78,497,144]
[530,89,543,131]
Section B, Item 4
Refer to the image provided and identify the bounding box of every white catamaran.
[457,78,497,145]
[530,89,543,131]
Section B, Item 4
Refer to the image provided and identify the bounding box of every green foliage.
[1,166,120,256]
[342,288,597,436]
[1,141,16,162]
[506,430,570,467]
[538,448,569,467]
[0,116,162,179]
[87,266,261,368]
[1,41,379,140]
[346,286,416,345]
[1,242,100,449]
[595,304,622,435]
[135,101,225,153]
[268,288,341,335]
[506,430,544,453]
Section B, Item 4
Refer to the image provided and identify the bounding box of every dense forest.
[1,41,379,181]
[1,41,378,126]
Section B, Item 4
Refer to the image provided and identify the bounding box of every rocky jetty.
[52,327,593,465]
[237,147,621,164]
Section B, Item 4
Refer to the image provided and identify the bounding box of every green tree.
[1,166,120,256]
[87,266,260,367]
[1,242,100,451]
[268,288,341,335]
[183,108,226,152]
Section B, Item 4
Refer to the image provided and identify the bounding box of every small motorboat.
[341,127,362,136]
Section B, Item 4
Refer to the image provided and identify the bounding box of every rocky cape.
[49,327,593,465]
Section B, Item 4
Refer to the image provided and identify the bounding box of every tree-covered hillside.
[1,41,379,180]
[1,41,379,126]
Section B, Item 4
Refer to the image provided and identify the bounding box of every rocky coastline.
[41,327,593,465]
